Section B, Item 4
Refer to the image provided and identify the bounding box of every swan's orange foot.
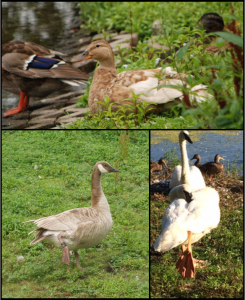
[193,258,208,268]
[176,249,195,278]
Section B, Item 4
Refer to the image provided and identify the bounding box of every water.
[150,130,243,175]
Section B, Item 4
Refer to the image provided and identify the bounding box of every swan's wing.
[154,199,189,252]
[189,166,206,190]
[183,187,220,233]
[169,165,182,189]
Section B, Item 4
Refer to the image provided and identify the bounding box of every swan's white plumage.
[154,130,220,256]
[169,165,206,190]
[154,187,220,252]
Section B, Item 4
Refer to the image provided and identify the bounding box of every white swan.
[169,132,206,191]
[154,130,220,278]
[25,161,119,268]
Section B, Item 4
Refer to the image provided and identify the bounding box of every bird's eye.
[96,44,100,48]
[103,164,107,167]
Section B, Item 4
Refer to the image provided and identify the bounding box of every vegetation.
[150,147,243,298]
[2,130,149,298]
[68,2,243,129]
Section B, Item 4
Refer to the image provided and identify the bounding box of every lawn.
[150,146,243,298]
[2,130,149,298]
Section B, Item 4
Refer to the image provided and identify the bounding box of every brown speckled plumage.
[73,39,212,113]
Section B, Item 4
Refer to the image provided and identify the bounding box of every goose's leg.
[57,233,70,266]
[74,251,82,269]
[176,231,195,278]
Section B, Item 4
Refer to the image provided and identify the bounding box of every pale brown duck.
[2,40,89,117]
[191,154,225,180]
[72,40,212,114]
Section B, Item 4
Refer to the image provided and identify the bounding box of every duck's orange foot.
[176,249,195,278]
[3,91,29,117]
[3,106,27,117]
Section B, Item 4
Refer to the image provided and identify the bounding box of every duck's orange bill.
[81,54,92,61]
[71,53,92,63]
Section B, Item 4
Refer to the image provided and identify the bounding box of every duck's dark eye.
[103,164,107,167]
[96,44,100,48]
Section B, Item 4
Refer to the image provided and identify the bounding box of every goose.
[25,161,119,268]
[71,39,212,114]
[154,130,220,278]
[169,133,206,191]
[150,158,169,174]
[2,40,89,117]
[191,154,225,180]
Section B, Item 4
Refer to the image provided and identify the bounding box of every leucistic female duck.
[2,40,89,117]
[154,131,220,278]
[25,161,119,268]
[191,154,225,180]
[72,39,212,114]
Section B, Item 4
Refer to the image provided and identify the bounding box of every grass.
[66,2,244,129]
[150,149,243,298]
[2,130,149,298]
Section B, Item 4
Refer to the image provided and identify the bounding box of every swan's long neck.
[91,167,110,210]
[179,139,191,185]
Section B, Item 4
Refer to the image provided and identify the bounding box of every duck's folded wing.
[110,69,211,105]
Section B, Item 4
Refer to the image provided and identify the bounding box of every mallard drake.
[150,158,169,174]
[191,154,225,180]
[25,161,119,268]
[72,39,212,114]
[2,40,89,117]
[154,131,220,278]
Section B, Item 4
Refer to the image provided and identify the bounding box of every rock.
[152,20,163,35]
[2,119,28,129]
[17,256,24,262]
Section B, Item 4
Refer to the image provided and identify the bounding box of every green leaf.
[176,42,190,61]
[213,32,243,48]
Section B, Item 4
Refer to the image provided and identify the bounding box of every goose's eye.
[103,164,107,167]
[96,44,100,48]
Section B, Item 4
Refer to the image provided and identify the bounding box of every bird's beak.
[71,51,92,62]
[220,156,225,160]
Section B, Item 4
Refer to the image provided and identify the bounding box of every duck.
[169,133,206,191]
[2,40,89,117]
[150,158,169,174]
[71,39,212,114]
[160,12,226,64]
[25,161,119,268]
[154,130,220,278]
[190,153,225,180]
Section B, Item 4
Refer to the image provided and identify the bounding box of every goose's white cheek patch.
[98,164,108,173]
